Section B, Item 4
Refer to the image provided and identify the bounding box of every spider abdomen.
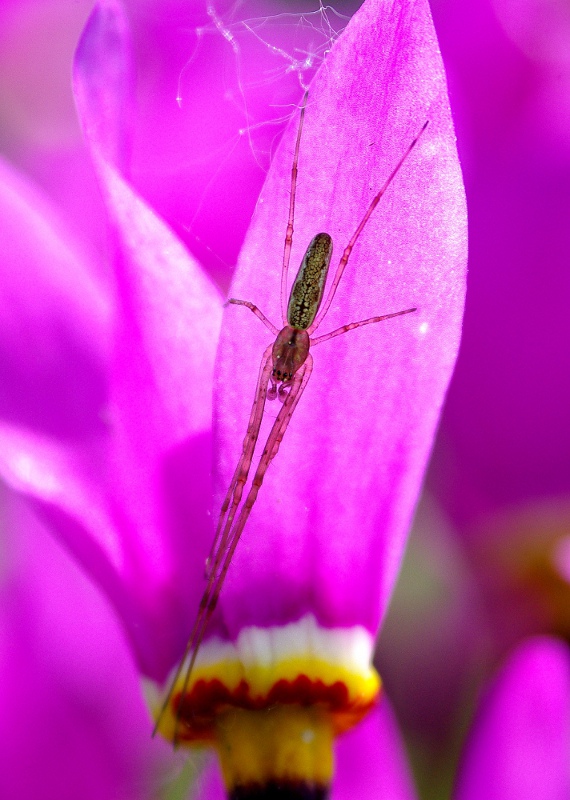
[287,233,333,330]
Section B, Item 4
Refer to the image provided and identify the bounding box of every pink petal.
[1,1,224,681]
[96,159,224,679]
[0,172,221,680]
[74,0,223,456]
[73,0,134,168]
[431,0,570,522]
[74,2,223,678]
[214,0,466,637]
[0,157,109,437]
[454,637,570,800]
[332,699,418,800]
[0,491,166,800]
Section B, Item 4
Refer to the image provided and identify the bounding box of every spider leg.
[239,353,312,510]
[281,92,308,325]
[206,342,274,579]
[170,357,313,745]
[308,122,428,335]
[152,345,274,741]
[311,308,417,346]
[226,299,279,335]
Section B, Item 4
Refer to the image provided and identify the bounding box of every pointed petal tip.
[73,0,133,166]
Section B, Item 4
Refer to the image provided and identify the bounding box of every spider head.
[271,326,310,384]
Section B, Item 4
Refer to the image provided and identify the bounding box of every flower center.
[150,614,380,796]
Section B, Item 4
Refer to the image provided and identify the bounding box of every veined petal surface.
[213,0,467,638]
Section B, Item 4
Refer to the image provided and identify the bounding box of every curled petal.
[72,0,224,679]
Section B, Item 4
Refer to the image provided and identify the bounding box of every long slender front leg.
[308,122,428,336]
[281,92,308,325]
[311,308,416,346]
[226,299,280,335]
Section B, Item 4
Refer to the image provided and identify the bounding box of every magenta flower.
[454,637,570,800]
[0,0,465,796]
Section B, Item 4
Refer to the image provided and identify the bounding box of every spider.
[155,93,427,743]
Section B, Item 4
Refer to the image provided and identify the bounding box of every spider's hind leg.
[205,342,274,579]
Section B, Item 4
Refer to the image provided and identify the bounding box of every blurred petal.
[0,0,224,682]
[0,489,167,800]
[431,0,570,521]
[214,0,467,637]
[73,0,134,168]
[0,156,109,438]
[0,158,222,680]
[73,0,223,678]
[454,637,570,800]
[333,699,418,800]
[74,0,223,452]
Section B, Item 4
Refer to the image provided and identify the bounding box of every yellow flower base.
[215,705,334,791]
[148,615,381,794]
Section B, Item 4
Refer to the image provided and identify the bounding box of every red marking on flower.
[174,675,377,741]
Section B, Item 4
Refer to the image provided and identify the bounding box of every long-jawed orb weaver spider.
[154,93,427,743]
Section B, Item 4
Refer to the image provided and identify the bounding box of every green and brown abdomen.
[287,233,333,330]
